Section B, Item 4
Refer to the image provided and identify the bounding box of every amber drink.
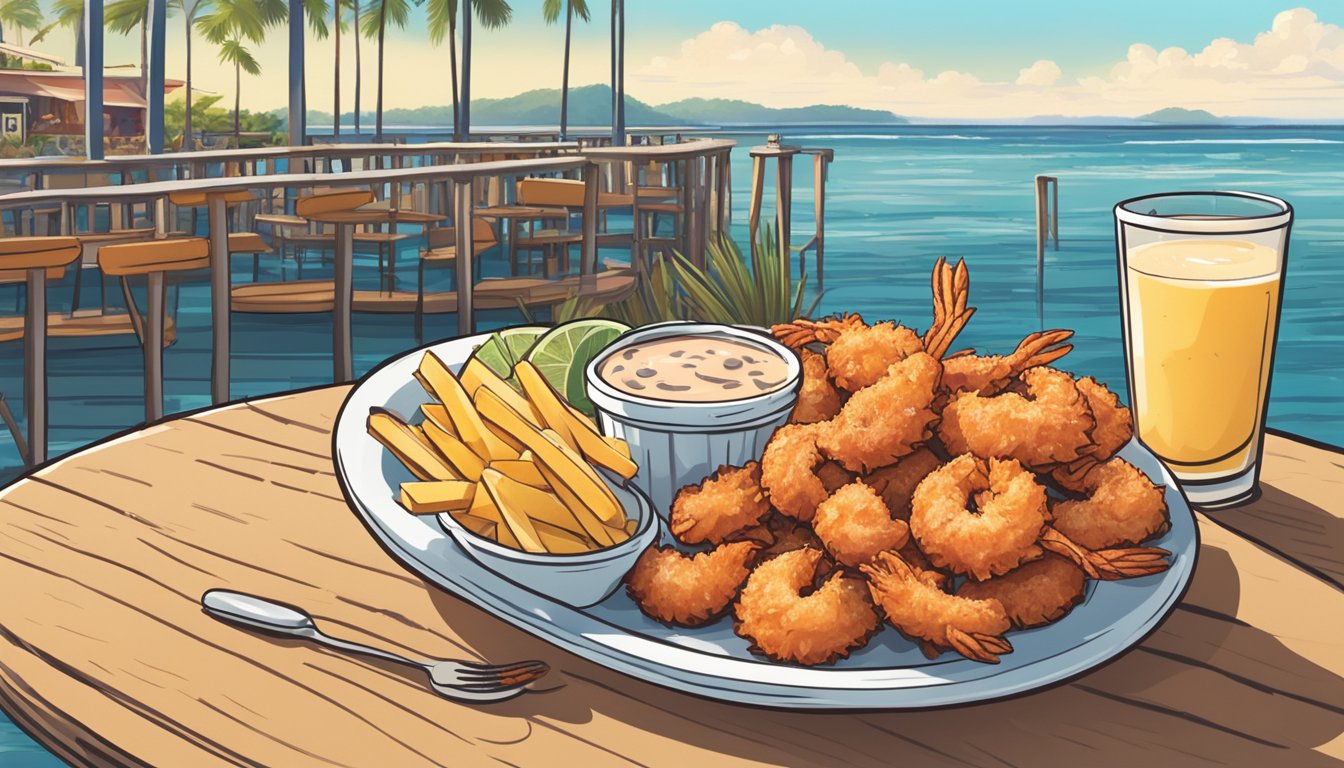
[1114,192,1292,509]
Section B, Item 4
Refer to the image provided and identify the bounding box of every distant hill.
[307,84,905,127]
[1139,107,1221,125]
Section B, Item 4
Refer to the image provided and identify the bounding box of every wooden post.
[24,268,46,466]
[208,194,230,403]
[453,179,475,335]
[812,152,826,286]
[581,163,599,276]
[333,223,354,382]
[776,153,793,277]
[144,271,165,423]
[747,155,765,257]
[1052,177,1060,251]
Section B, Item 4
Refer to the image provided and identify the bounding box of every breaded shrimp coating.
[1052,457,1168,550]
[626,541,759,627]
[670,462,771,546]
[812,481,911,567]
[761,423,829,522]
[820,352,943,473]
[1052,376,1134,490]
[956,554,1086,629]
[790,348,844,424]
[939,366,1095,469]
[861,447,942,522]
[735,548,880,665]
[826,321,925,392]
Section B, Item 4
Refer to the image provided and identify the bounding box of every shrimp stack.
[623,259,1172,667]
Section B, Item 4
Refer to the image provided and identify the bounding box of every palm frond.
[473,0,511,29]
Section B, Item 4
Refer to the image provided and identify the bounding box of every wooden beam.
[453,179,475,335]
[144,272,165,422]
[208,195,231,403]
[812,152,826,286]
[747,155,764,257]
[23,268,46,466]
[333,224,354,382]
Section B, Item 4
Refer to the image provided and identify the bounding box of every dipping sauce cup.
[585,322,802,518]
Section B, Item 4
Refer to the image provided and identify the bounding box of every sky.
[16,1,1344,119]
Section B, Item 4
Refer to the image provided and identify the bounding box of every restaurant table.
[302,209,444,382]
[0,386,1339,767]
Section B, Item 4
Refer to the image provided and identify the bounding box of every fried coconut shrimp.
[862,551,1012,663]
[627,541,759,627]
[956,554,1086,629]
[1051,457,1168,550]
[939,366,1095,469]
[819,352,943,473]
[825,321,926,392]
[791,349,845,424]
[760,424,829,521]
[670,463,771,546]
[1051,377,1134,490]
[941,329,1074,396]
[812,481,911,567]
[735,548,881,665]
[910,455,1049,581]
[861,447,942,522]
[757,514,825,560]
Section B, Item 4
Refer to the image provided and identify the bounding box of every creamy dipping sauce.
[598,334,791,402]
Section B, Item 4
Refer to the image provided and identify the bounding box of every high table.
[0,387,1339,767]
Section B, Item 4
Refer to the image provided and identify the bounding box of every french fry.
[551,396,639,480]
[482,469,604,547]
[513,362,576,448]
[480,469,547,553]
[488,457,548,488]
[450,512,497,539]
[418,352,518,461]
[400,480,475,514]
[421,418,487,481]
[367,410,459,481]
[461,358,541,426]
[540,430,623,522]
[466,484,518,548]
[532,520,593,554]
[528,463,619,548]
[604,436,632,460]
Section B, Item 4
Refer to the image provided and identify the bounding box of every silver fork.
[201,589,549,702]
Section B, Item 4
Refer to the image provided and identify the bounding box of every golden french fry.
[624,518,638,536]
[514,361,576,449]
[482,468,606,548]
[551,397,639,480]
[419,352,519,461]
[528,462,618,548]
[461,358,541,426]
[480,469,547,553]
[532,520,593,554]
[488,457,548,488]
[400,480,475,514]
[539,430,623,522]
[450,512,497,539]
[421,418,487,481]
[467,484,517,548]
[367,410,459,481]
[604,436,632,460]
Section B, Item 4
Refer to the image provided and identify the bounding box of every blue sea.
[0,124,1342,762]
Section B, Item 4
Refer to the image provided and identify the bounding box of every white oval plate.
[334,332,1198,710]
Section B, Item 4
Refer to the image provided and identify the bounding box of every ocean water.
[0,124,1342,761]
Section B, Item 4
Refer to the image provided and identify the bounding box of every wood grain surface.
[0,387,1340,768]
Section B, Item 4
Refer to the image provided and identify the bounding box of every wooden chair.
[0,237,82,466]
[415,219,498,343]
[168,190,273,282]
[97,238,210,423]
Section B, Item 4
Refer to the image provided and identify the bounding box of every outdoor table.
[0,385,1338,767]
[301,209,444,381]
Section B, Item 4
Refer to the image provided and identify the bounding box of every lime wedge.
[466,326,548,390]
[525,319,630,416]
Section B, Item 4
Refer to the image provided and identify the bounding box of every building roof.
[0,42,65,67]
[0,70,184,109]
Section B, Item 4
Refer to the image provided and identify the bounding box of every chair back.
[426,219,498,250]
[0,237,81,283]
[168,189,255,208]
[295,188,375,218]
[98,238,210,277]
[517,178,585,208]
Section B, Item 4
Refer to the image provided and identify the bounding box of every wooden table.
[290,208,444,383]
[0,388,1339,767]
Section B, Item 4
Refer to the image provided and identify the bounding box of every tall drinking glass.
[1114,191,1292,509]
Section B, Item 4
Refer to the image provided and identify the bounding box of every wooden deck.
[0,310,175,346]
[229,272,637,315]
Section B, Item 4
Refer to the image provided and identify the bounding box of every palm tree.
[352,0,362,132]
[332,0,358,136]
[424,0,509,140]
[359,0,413,142]
[198,0,279,144]
[542,0,588,140]
[0,0,43,48]
[29,0,83,68]
[104,0,157,127]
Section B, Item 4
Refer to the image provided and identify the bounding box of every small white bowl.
[584,322,802,517]
[436,470,657,609]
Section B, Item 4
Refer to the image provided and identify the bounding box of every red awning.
[0,71,184,109]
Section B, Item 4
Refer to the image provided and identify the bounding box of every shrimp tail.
[772,313,865,350]
[945,627,1011,664]
[1013,329,1075,371]
[1040,526,1170,580]
[923,257,976,359]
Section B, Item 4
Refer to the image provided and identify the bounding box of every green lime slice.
[466,326,548,390]
[525,319,630,416]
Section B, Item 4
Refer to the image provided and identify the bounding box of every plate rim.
[332,330,1201,711]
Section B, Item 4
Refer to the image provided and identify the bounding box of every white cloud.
[631,8,1344,118]
[1016,60,1062,87]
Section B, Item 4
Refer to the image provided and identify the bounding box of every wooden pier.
[747,141,833,285]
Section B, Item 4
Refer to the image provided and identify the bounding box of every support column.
[288,0,306,146]
[24,269,47,466]
[146,0,167,154]
[208,195,231,403]
[84,0,105,160]
[453,180,475,335]
[460,0,472,139]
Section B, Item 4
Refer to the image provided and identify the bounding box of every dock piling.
[1034,174,1059,326]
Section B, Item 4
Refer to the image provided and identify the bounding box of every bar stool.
[415,220,498,343]
[168,190,273,282]
[97,238,210,423]
[0,237,81,467]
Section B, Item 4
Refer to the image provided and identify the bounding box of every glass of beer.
[1114,191,1292,509]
